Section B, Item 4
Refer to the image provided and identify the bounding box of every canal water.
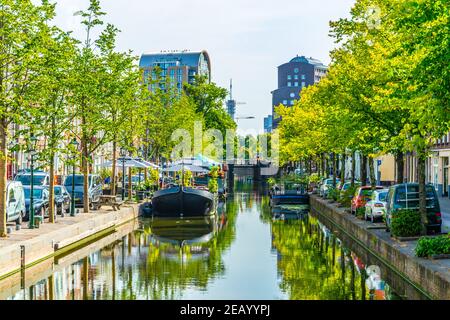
[5,183,408,300]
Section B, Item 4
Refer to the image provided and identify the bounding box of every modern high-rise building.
[271,55,327,129]
[139,50,211,92]
[264,115,273,133]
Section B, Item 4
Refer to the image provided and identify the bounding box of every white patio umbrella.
[134,158,160,169]
[163,164,209,173]
[100,157,148,168]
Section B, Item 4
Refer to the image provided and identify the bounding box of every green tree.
[0,0,55,235]
[183,75,236,135]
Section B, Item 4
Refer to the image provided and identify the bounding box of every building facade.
[427,132,450,199]
[139,50,211,92]
[271,55,327,129]
[395,132,450,199]
[264,115,273,133]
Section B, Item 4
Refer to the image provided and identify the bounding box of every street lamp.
[70,138,79,217]
[137,147,145,186]
[120,147,127,201]
[28,134,38,229]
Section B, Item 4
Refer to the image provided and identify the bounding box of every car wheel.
[431,226,441,234]
[15,212,23,225]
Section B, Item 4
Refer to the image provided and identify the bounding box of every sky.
[49,0,356,133]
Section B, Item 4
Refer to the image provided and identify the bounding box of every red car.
[351,186,384,215]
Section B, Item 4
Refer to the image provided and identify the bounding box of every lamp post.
[70,138,79,217]
[120,147,127,201]
[28,134,38,229]
[138,147,144,186]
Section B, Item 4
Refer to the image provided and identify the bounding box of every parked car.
[351,186,385,215]
[340,181,362,197]
[385,183,441,233]
[125,174,145,188]
[364,189,389,222]
[6,181,26,225]
[319,178,341,197]
[54,185,71,215]
[23,185,49,221]
[64,174,103,209]
[14,171,50,186]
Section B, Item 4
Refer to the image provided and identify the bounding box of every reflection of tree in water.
[271,216,371,300]
[111,199,241,300]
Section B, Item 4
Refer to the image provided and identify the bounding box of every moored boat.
[151,186,215,217]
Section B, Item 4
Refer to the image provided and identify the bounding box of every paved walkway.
[438,196,450,234]
[0,203,140,279]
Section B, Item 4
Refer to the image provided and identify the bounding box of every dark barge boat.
[151,186,215,217]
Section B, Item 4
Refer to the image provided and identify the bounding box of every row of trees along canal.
[0,0,236,237]
[276,0,449,235]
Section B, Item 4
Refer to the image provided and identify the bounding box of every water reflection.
[4,189,409,300]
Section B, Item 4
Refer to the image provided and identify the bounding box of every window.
[9,189,15,202]
[287,75,292,80]
[290,93,295,98]
[294,75,298,80]
[301,82,306,88]
[294,82,298,87]
[287,82,291,87]
[290,100,295,105]
[294,68,299,73]
[301,74,306,80]
[282,100,288,105]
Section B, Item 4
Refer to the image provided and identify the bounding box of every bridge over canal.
[225,159,279,192]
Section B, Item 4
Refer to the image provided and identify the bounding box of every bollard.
[6,226,13,234]
[20,245,25,289]
[16,223,21,231]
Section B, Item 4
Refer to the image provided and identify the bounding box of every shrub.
[415,235,450,257]
[338,185,358,207]
[309,173,321,184]
[391,209,422,237]
[356,207,365,219]
[327,186,340,201]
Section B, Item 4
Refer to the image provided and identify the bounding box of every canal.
[4,183,415,300]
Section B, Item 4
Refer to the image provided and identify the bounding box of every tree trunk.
[418,153,428,236]
[128,167,132,201]
[48,152,55,223]
[81,129,89,213]
[111,139,117,196]
[361,154,367,186]
[395,152,404,184]
[340,151,346,182]
[368,155,376,190]
[321,153,326,177]
[332,153,337,187]
[351,151,356,187]
[0,120,7,237]
[317,158,321,176]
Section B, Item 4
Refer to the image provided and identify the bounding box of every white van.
[6,181,26,225]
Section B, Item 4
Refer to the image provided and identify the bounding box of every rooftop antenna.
[229,79,233,100]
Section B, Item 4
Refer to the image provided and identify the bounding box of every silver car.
[6,181,26,225]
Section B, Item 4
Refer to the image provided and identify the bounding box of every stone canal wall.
[0,204,140,281]
[310,195,450,300]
